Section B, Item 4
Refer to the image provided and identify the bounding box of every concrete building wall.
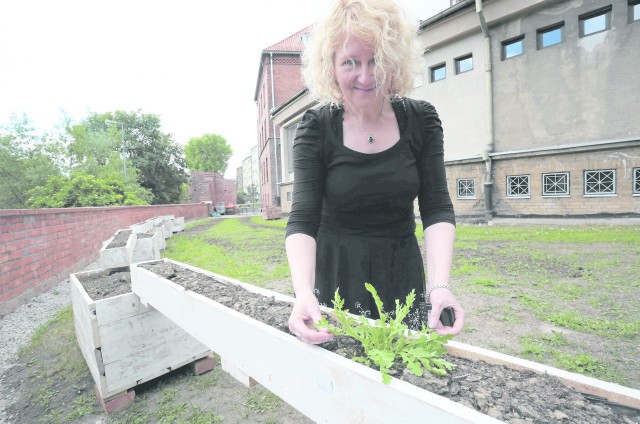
[412,31,488,161]
[490,0,640,151]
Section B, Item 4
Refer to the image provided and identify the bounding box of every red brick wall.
[188,172,237,205]
[0,203,209,317]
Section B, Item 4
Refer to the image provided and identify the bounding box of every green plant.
[316,283,454,384]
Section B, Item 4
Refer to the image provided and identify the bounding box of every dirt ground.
[3,216,639,423]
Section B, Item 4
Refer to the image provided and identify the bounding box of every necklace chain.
[350,99,385,144]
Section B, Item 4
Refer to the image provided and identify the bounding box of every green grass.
[164,217,290,286]
[455,224,640,243]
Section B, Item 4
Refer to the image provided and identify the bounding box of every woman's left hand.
[427,288,464,335]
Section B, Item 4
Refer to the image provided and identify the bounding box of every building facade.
[413,0,640,218]
[254,27,310,219]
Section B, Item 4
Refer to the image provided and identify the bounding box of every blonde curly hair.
[302,0,422,103]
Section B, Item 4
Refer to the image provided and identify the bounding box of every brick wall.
[490,146,640,216]
[446,160,488,218]
[0,203,209,317]
[188,172,237,205]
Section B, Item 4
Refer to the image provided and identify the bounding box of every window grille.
[633,168,640,194]
[457,179,476,199]
[584,170,615,195]
[507,175,530,198]
[542,172,569,196]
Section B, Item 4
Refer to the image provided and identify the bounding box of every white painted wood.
[131,260,502,424]
[446,341,640,410]
[130,220,153,234]
[99,230,137,269]
[171,216,185,232]
[221,357,257,388]
[71,267,212,400]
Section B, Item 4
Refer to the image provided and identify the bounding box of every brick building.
[253,27,310,219]
[188,172,236,208]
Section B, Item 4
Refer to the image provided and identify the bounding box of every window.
[455,54,473,74]
[584,169,615,195]
[542,172,570,196]
[579,6,612,37]
[630,0,640,22]
[507,175,530,198]
[502,36,524,60]
[537,22,564,49]
[457,179,476,199]
[633,168,640,194]
[430,63,446,82]
[287,191,292,201]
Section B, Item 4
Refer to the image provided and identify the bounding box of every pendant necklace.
[350,99,385,144]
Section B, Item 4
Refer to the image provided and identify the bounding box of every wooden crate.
[71,268,211,401]
[99,229,137,270]
[130,259,640,423]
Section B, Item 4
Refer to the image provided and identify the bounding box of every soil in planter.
[105,229,132,249]
[139,260,639,424]
[76,269,132,300]
[137,233,153,239]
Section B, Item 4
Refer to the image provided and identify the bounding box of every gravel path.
[0,261,100,424]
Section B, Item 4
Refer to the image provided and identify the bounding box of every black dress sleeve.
[416,101,456,229]
[285,108,325,239]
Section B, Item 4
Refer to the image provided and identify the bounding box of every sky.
[0,0,450,179]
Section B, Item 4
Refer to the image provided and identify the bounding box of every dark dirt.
[105,230,132,249]
[75,269,132,300]
[135,260,639,424]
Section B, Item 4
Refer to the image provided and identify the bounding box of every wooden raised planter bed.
[99,229,136,270]
[70,268,212,409]
[131,231,162,263]
[130,259,640,423]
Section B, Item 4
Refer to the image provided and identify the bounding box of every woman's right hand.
[288,293,334,345]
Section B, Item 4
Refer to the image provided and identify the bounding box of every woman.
[285,0,464,344]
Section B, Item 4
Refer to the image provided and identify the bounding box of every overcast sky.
[0,0,450,178]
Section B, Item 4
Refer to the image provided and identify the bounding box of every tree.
[26,172,151,208]
[184,133,232,174]
[76,110,188,204]
[0,115,62,209]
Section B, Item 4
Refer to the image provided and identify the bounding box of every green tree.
[77,110,188,204]
[26,172,150,208]
[0,115,62,209]
[184,133,232,174]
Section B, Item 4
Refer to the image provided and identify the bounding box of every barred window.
[457,179,476,199]
[287,191,292,201]
[542,172,569,196]
[507,175,530,198]
[633,168,640,194]
[584,169,615,195]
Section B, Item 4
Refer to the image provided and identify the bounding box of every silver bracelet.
[426,284,451,301]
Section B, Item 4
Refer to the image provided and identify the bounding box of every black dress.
[285,96,455,326]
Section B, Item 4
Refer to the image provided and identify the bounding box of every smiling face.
[333,34,390,110]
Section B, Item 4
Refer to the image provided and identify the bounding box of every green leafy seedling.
[316,283,454,384]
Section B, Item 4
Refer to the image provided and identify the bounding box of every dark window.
[537,22,565,49]
[430,63,446,82]
[542,172,570,196]
[630,0,640,22]
[579,6,612,37]
[457,179,476,199]
[584,170,616,195]
[455,54,473,74]
[502,36,524,60]
[507,175,530,198]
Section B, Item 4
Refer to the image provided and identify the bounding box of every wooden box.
[71,268,211,400]
[130,259,640,423]
[99,229,136,270]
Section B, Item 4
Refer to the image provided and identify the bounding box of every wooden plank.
[70,273,100,348]
[131,262,501,424]
[221,357,257,388]
[99,304,209,365]
[446,341,640,410]
[103,332,210,397]
[94,292,147,326]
